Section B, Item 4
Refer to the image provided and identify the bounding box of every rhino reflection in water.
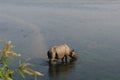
[47,44,77,63]
[48,61,75,79]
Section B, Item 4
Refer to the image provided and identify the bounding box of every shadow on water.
[48,60,76,80]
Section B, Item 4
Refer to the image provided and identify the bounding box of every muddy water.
[0,0,120,80]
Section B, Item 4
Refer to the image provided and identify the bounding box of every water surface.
[0,0,120,80]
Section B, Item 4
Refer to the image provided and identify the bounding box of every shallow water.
[0,0,120,80]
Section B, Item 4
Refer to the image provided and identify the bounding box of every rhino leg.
[61,55,67,62]
[65,55,67,62]
[49,59,54,64]
[61,57,64,62]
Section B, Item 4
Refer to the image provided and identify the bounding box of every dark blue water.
[0,0,120,80]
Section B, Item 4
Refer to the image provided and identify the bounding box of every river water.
[0,0,120,80]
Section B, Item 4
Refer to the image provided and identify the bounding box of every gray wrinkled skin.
[47,44,77,63]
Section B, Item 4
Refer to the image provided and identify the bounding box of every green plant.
[0,41,44,80]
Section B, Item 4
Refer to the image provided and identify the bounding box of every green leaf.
[34,75,37,80]
[1,56,8,65]
[17,69,25,79]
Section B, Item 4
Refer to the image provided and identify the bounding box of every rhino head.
[70,49,77,60]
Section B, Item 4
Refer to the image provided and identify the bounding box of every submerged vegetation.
[0,41,44,80]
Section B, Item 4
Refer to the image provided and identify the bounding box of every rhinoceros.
[47,44,77,62]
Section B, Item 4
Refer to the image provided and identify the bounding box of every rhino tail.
[47,51,51,59]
